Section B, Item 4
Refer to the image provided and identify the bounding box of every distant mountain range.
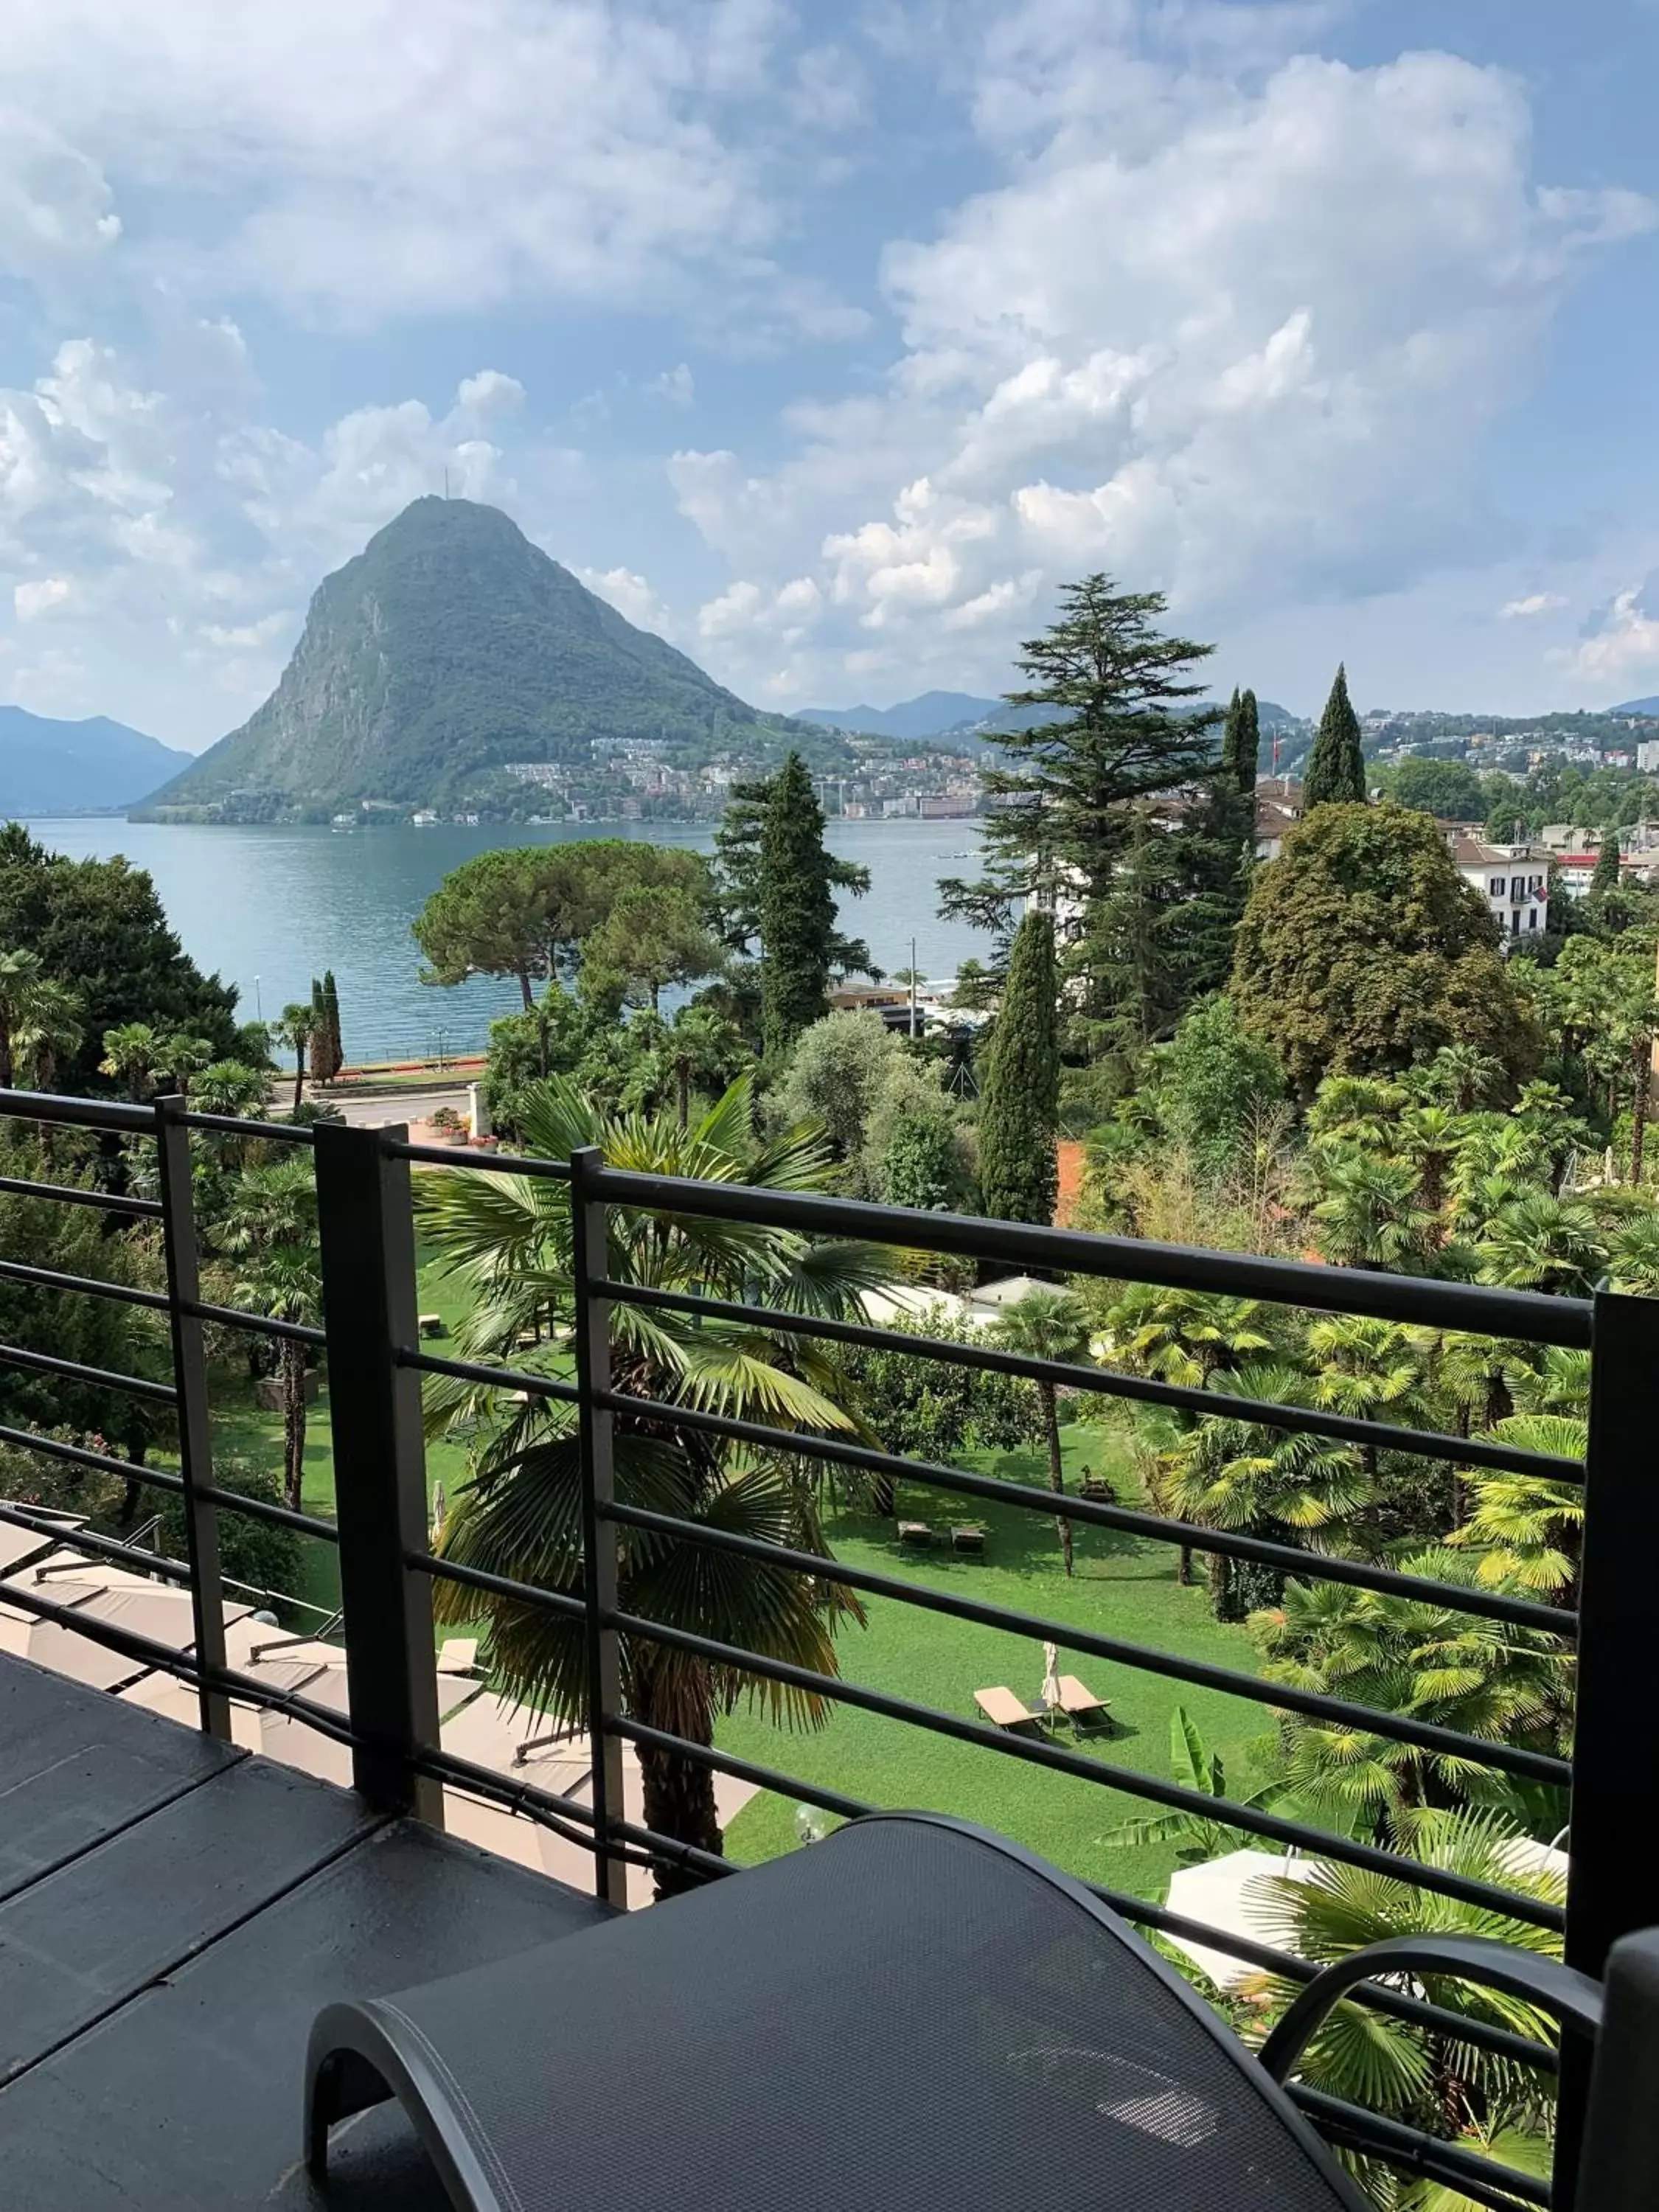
[0,706,190,817]
[136,498,835,821]
[1613,696,1659,717]
[799,691,1306,744]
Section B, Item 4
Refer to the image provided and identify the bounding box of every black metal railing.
[0,1085,1653,2212]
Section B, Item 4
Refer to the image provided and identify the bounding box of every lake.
[24,815,988,1062]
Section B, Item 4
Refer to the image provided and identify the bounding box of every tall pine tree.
[1592,832,1622,898]
[758,753,844,1058]
[939,575,1222,931]
[978,908,1060,1225]
[1302,664,1366,807]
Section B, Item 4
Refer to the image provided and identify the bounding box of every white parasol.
[1040,1640,1062,1715]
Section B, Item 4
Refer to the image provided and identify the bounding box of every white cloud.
[13,576,73,620]
[1566,585,1659,691]
[0,0,781,323]
[577,565,675,635]
[0,330,558,740]
[671,36,1652,703]
[647,364,695,408]
[1500,591,1568,619]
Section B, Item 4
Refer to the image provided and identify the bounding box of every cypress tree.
[307,976,329,1081]
[759,752,838,1057]
[321,969,344,1077]
[1592,832,1622,899]
[1303,664,1366,808]
[1232,689,1261,795]
[978,908,1060,1225]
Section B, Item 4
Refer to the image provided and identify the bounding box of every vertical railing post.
[153,1093,231,1741]
[313,1121,443,1824]
[570,1144,630,1909]
[1557,1285,1659,2206]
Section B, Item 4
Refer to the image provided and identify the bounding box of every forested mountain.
[0,707,189,817]
[134,498,829,821]
[801,690,1304,746]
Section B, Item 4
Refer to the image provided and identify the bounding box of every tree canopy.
[0,823,240,1091]
[757,754,859,1056]
[1231,801,1540,1099]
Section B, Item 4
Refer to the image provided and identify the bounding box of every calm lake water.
[24,816,987,1062]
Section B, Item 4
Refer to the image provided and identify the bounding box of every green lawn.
[719,1419,1273,1910]
[206,1271,1276,1917]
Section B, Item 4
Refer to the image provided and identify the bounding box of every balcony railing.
[1,1084,1655,2212]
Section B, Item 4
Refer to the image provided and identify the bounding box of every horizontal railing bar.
[586,1166,1592,1348]
[0,1421,158,1485]
[0,1256,173,1312]
[0,1425,339,1543]
[0,1088,156,1133]
[1291,2084,1551,2210]
[613,1816,732,1885]
[609,1717,1557,2073]
[398,1348,581,1402]
[190,1298,328,1348]
[0,1500,194,1587]
[594,1392,1578,1637]
[408,1745,656,1869]
[406,1548,588,1621]
[386,1138,571,1180]
[602,1500,1570,1786]
[179,1110,314,1144]
[0,1172,161,1217]
[612,1718,873,1824]
[598,1281,1583,1484]
[605,1603,1562,1928]
[0,1340,175,1402]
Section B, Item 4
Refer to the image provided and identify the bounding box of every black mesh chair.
[304,1812,1649,2212]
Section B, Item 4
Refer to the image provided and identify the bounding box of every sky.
[2,1,1659,751]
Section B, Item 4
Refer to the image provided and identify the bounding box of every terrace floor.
[0,1649,611,2210]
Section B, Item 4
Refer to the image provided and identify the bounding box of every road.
[272,1083,474,1130]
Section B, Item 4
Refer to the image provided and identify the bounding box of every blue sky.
[1,0,1658,748]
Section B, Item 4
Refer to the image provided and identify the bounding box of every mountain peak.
[135,500,817,821]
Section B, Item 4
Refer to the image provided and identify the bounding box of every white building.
[1452,836,1548,941]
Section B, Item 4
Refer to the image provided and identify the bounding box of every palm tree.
[1252,1809,1563,2205]
[273,1003,315,1113]
[14,980,81,1160]
[1393,1105,1464,1230]
[1253,1559,1568,1837]
[990,1287,1091,1576]
[217,1160,322,1511]
[1102,1284,1274,1386]
[1419,1043,1506,1115]
[158,1032,215,1102]
[1307,1315,1427,1481]
[665,1004,746,1129]
[190,1060,270,1120]
[1161,1363,1372,1621]
[1475,1194,1605,1296]
[1609,1212,1659,1293]
[230,1246,322,1511]
[1451,1411,1585,1610]
[99,1020,161,1100]
[0,947,48,1090]
[1309,1152,1434,1272]
[415,1074,893,1893]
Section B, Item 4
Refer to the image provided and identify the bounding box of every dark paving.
[0,1652,613,2209]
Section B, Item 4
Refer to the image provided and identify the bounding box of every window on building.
[1528,908,1538,931]
[1511,876,1526,900]
[1489,875,1505,897]
[1511,911,1521,935]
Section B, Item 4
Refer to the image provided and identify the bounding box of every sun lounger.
[898,1520,933,1548]
[973,1686,1035,1731]
[950,1524,986,1554]
[417,1312,445,1338]
[438,1638,480,1676]
[1054,1674,1112,1731]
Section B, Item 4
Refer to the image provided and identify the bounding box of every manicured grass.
[207,1266,1279,1917]
[718,1419,1274,1910]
